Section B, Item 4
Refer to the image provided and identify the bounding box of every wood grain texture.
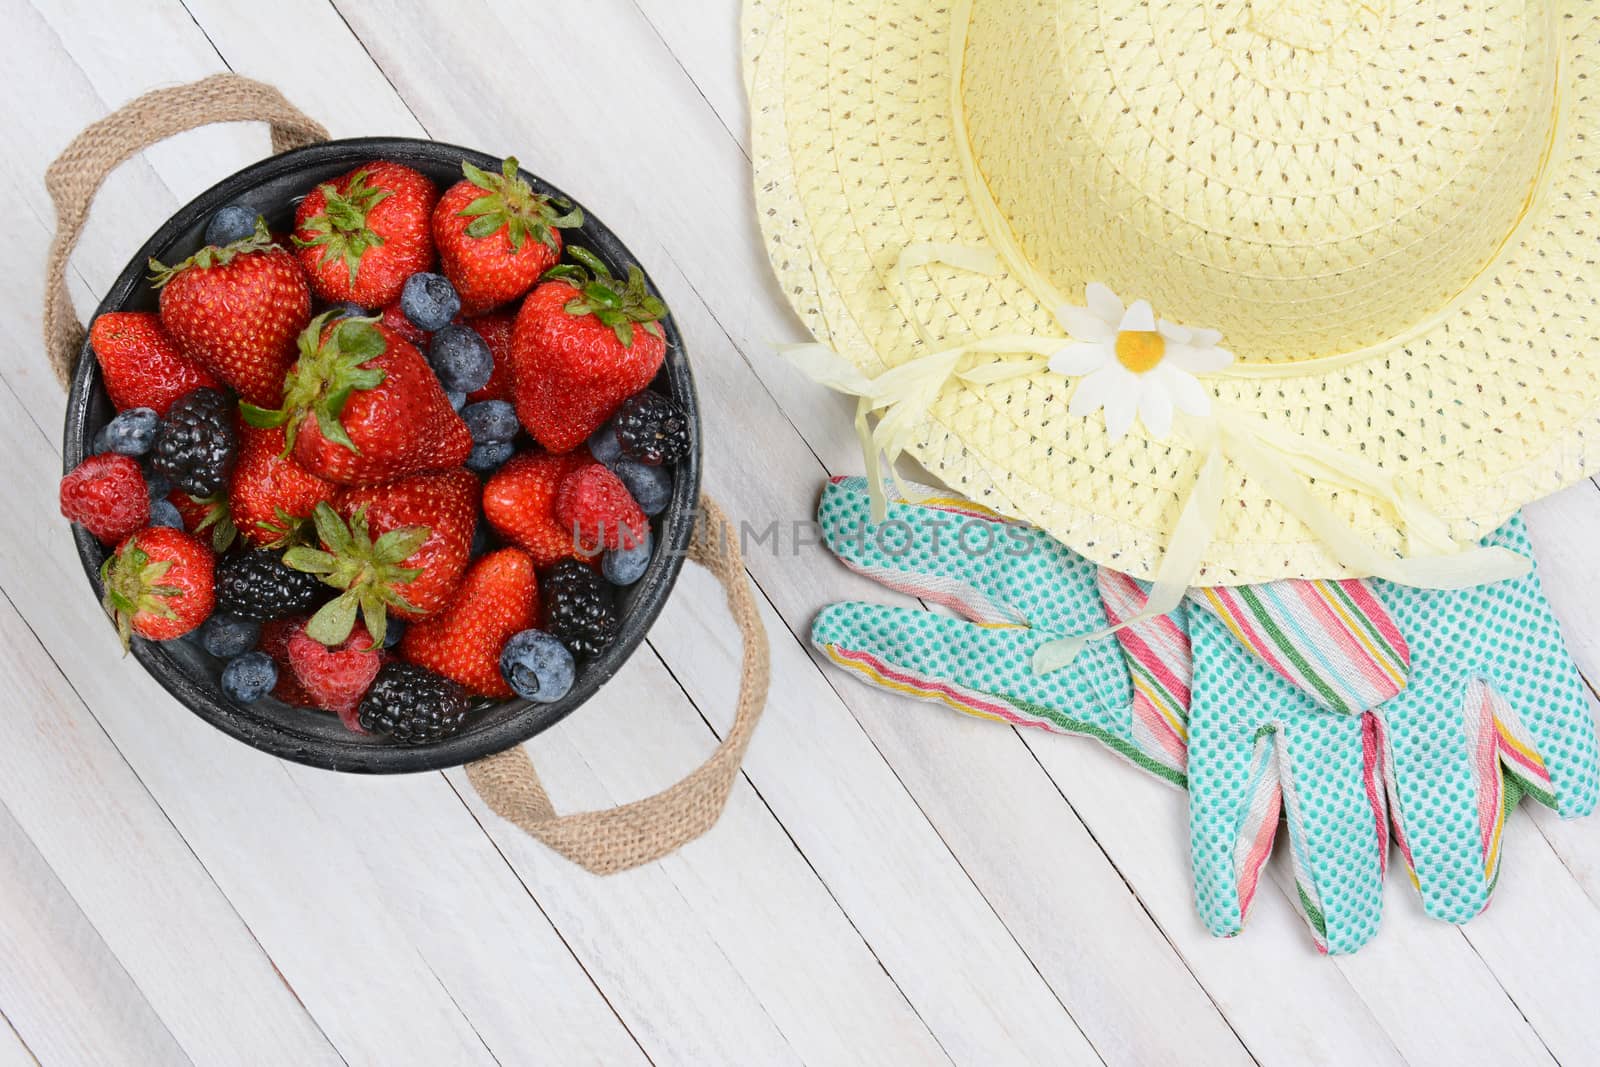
[3,0,1600,1063]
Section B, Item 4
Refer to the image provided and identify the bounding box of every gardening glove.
[1185,514,1600,955]
[810,476,1190,785]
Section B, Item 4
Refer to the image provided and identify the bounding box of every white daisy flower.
[1048,283,1234,441]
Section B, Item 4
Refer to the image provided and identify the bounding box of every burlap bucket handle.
[43,74,330,388]
[45,74,769,875]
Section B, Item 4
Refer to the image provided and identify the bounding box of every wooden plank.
[640,269,1249,1067]
[1,8,670,1064]
[318,4,1250,1062]
[449,647,955,1065]
[113,2,980,1062]
[0,792,189,1067]
[0,1012,39,1067]
[618,4,1600,1063]
[0,433,342,1064]
[313,2,1550,1063]
[1459,815,1600,1064]
[13,2,1600,1064]
[0,332,656,1062]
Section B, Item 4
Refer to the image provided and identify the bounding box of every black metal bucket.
[62,137,701,774]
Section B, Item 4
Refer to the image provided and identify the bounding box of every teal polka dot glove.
[1186,515,1600,955]
[811,477,1191,786]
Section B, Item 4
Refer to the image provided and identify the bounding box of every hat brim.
[744,0,1600,583]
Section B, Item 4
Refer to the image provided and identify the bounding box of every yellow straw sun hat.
[743,0,1600,600]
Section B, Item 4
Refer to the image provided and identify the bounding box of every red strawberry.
[243,313,471,487]
[229,424,336,549]
[151,220,312,408]
[88,312,221,415]
[433,157,581,317]
[259,616,318,706]
[60,453,149,545]
[294,162,437,307]
[399,548,538,698]
[288,621,381,729]
[481,451,591,566]
[100,526,214,646]
[556,462,648,552]
[510,248,668,452]
[465,312,516,403]
[380,301,431,350]
[284,468,479,649]
[167,490,237,554]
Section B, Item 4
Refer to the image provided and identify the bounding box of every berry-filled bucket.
[58,125,703,774]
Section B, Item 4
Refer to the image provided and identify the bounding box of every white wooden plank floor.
[6,2,1600,1063]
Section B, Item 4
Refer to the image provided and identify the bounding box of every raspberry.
[288,623,381,730]
[555,463,648,553]
[60,453,150,545]
[258,617,318,706]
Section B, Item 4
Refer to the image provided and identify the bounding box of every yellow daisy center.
[1114,330,1166,374]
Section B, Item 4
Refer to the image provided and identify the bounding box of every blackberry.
[151,388,238,496]
[358,663,471,744]
[541,559,619,660]
[613,391,690,466]
[215,550,324,620]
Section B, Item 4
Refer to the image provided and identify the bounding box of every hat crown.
[961,0,1559,362]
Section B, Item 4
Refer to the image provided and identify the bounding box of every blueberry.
[587,420,624,467]
[221,651,277,703]
[200,613,262,659]
[382,618,406,649]
[143,465,174,501]
[461,400,519,444]
[326,301,369,320]
[499,629,576,704]
[611,459,673,516]
[466,440,514,473]
[429,326,494,393]
[446,390,467,411]
[204,205,260,247]
[470,521,492,558]
[94,407,160,456]
[400,272,462,332]
[148,498,185,530]
[602,529,653,586]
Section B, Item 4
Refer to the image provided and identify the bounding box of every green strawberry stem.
[148,217,278,287]
[292,169,392,285]
[283,502,427,649]
[457,157,582,252]
[255,506,312,550]
[544,246,667,348]
[184,491,238,554]
[240,311,388,456]
[99,542,183,651]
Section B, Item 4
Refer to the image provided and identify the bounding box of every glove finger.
[818,476,1107,634]
[1276,713,1388,955]
[1187,606,1285,939]
[811,602,1184,783]
[1474,517,1599,819]
[1382,676,1587,925]
[1188,608,1385,954]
